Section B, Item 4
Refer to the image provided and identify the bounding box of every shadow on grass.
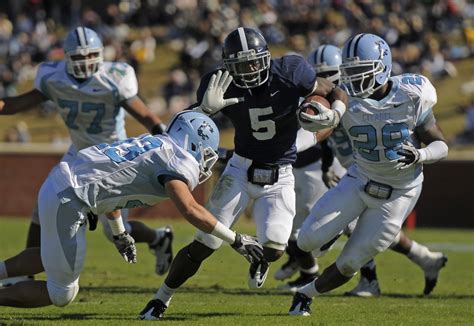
[0,313,128,321]
[81,285,474,300]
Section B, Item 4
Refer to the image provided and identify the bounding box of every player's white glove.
[322,168,341,188]
[396,142,420,170]
[197,70,241,115]
[297,102,340,132]
[231,233,264,264]
[113,232,137,263]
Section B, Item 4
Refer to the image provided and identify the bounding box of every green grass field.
[0,217,473,325]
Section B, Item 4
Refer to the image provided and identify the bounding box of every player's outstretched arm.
[123,96,166,135]
[195,70,242,115]
[164,178,264,263]
[0,89,47,115]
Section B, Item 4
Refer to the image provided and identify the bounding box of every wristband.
[211,221,236,244]
[108,216,126,236]
[331,100,346,119]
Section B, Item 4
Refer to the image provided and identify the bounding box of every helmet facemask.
[223,49,271,89]
[315,64,341,84]
[197,143,218,184]
[340,57,387,98]
[66,47,103,79]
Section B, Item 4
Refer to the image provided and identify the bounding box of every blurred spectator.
[4,121,30,143]
[453,100,474,145]
[162,67,194,114]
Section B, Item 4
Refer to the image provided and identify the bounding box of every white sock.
[154,283,176,307]
[298,280,320,298]
[407,241,429,266]
[0,261,8,279]
[301,264,319,274]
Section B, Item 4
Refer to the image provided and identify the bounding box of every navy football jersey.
[196,55,316,164]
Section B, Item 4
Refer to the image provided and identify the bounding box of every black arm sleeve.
[320,140,334,173]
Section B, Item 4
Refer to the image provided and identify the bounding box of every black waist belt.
[293,145,322,168]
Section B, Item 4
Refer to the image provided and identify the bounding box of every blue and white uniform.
[196,55,317,250]
[39,134,199,306]
[298,74,437,275]
[32,60,138,235]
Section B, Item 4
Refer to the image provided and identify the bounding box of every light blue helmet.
[166,111,220,183]
[63,27,103,79]
[340,33,392,98]
[308,44,342,84]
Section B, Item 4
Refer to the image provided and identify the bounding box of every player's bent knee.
[263,247,284,262]
[335,259,358,277]
[47,283,79,307]
[296,232,314,253]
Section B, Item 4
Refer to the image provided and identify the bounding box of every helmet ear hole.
[191,143,197,151]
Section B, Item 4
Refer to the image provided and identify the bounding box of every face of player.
[70,53,100,79]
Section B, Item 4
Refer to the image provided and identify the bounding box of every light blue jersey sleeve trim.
[416,107,433,127]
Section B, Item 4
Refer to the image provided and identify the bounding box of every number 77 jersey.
[34,60,138,150]
[341,74,437,189]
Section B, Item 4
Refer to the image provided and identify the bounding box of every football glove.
[197,70,241,115]
[396,142,420,169]
[297,102,340,132]
[322,168,341,188]
[231,233,264,264]
[113,232,137,264]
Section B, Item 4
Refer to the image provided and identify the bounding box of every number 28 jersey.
[51,134,200,215]
[34,61,138,150]
[341,74,437,189]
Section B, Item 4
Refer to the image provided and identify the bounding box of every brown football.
[300,95,331,115]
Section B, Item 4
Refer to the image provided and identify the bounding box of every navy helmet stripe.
[352,34,364,57]
[320,45,327,64]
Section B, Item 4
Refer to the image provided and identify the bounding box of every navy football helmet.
[222,27,271,89]
[166,111,220,183]
[63,27,103,79]
[308,45,342,84]
[340,33,392,98]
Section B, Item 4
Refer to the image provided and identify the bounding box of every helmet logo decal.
[197,122,214,141]
[375,40,388,60]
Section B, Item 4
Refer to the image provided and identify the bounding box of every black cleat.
[278,272,319,293]
[139,299,167,320]
[289,292,313,316]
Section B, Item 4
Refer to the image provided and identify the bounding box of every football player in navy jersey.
[139,27,348,320]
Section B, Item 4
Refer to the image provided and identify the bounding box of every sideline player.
[0,27,173,285]
[289,34,449,316]
[139,27,348,320]
[0,111,264,308]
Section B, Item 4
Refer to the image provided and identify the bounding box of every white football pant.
[297,165,422,276]
[195,153,296,251]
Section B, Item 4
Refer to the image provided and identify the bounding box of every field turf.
[0,217,473,325]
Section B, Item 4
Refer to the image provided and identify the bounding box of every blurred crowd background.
[1,0,474,145]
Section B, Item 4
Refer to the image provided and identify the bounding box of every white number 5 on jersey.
[249,107,276,140]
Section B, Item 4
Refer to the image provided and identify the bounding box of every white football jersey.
[341,74,437,188]
[35,61,138,150]
[328,125,354,169]
[50,134,200,215]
